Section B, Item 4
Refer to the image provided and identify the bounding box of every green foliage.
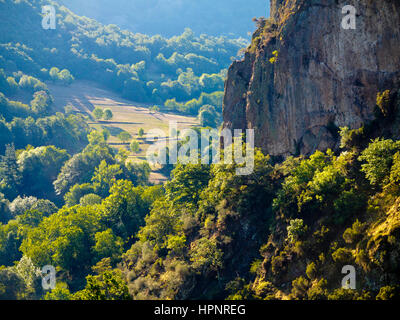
[226,277,254,300]
[376,90,391,117]
[269,50,278,64]
[0,0,245,110]
[44,282,72,300]
[18,75,48,93]
[125,161,151,186]
[358,138,400,186]
[93,229,123,263]
[306,262,317,280]
[50,68,74,85]
[339,127,365,150]
[80,194,102,206]
[137,200,183,248]
[102,180,149,239]
[0,220,22,266]
[93,107,104,120]
[343,220,366,244]
[164,91,224,115]
[287,219,306,243]
[198,104,221,128]
[307,279,328,300]
[376,286,400,300]
[1,2,400,299]
[290,276,309,300]
[91,160,122,198]
[30,90,52,114]
[138,128,144,138]
[73,260,131,300]
[331,248,353,264]
[64,183,96,207]
[20,204,104,273]
[250,259,262,275]
[118,131,132,143]
[103,108,113,120]
[130,140,140,154]
[190,237,223,273]
[17,146,70,201]
[0,268,27,300]
[166,234,187,256]
[0,143,22,200]
[165,163,211,207]
[54,131,114,196]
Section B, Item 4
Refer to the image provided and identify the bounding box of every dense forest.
[1,0,400,301]
[0,0,246,117]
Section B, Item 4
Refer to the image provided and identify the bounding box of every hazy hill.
[57,0,270,37]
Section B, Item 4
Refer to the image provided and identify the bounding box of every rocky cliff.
[223,0,400,157]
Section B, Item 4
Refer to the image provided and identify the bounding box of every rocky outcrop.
[223,0,400,157]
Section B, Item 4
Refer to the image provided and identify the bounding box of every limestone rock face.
[223,0,400,157]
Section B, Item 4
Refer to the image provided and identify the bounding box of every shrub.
[376,90,391,116]
[376,286,400,300]
[339,127,365,150]
[332,248,353,264]
[343,220,366,244]
[287,219,306,243]
[306,262,317,280]
[290,276,309,300]
[250,259,262,275]
[307,279,328,300]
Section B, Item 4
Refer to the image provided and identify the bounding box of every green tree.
[118,131,132,144]
[49,67,60,82]
[64,183,96,207]
[150,105,160,113]
[44,282,72,300]
[73,261,131,300]
[138,128,144,138]
[103,108,113,120]
[198,104,221,128]
[93,229,123,263]
[358,138,400,186]
[20,205,103,274]
[190,237,223,273]
[91,160,122,197]
[30,91,52,114]
[102,180,148,239]
[130,140,140,154]
[58,69,74,85]
[17,145,70,200]
[287,219,306,243]
[0,144,22,200]
[93,107,104,120]
[80,194,102,206]
[0,268,27,300]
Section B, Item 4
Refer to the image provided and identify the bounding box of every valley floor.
[47,80,199,184]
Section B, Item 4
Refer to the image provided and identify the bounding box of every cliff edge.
[223,0,400,157]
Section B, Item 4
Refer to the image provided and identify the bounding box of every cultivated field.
[47,80,199,183]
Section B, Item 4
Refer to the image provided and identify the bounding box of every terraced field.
[47,80,199,183]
